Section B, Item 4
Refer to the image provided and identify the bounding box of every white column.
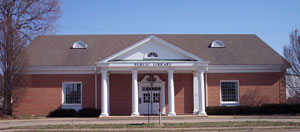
[193,71,199,114]
[131,69,139,116]
[100,69,109,117]
[107,73,110,114]
[161,85,166,114]
[168,69,176,116]
[198,70,207,116]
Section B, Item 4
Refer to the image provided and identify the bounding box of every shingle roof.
[23,34,285,66]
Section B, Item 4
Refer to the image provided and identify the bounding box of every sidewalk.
[0,115,300,130]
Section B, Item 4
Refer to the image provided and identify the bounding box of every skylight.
[211,40,225,48]
[72,41,88,49]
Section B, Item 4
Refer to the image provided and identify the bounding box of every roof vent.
[144,52,159,59]
[72,41,88,49]
[210,40,225,48]
[147,52,158,57]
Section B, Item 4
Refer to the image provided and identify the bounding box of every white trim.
[220,80,240,106]
[97,61,209,71]
[23,66,95,74]
[100,35,205,62]
[22,65,284,74]
[61,82,83,111]
[208,65,284,73]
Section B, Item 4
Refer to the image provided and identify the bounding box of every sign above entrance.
[134,62,171,67]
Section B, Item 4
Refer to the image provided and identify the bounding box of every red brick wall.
[174,73,193,114]
[109,74,132,115]
[13,72,285,117]
[103,73,194,115]
[207,72,286,106]
[13,74,96,117]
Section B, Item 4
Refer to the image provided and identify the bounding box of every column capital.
[101,69,108,73]
[131,69,138,74]
[193,71,199,76]
[197,68,205,73]
[167,69,174,73]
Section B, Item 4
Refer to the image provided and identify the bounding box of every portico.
[97,35,209,117]
[98,66,208,117]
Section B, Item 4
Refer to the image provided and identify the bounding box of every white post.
[131,69,140,116]
[193,71,199,114]
[161,85,166,114]
[168,69,176,116]
[198,70,207,116]
[100,69,109,117]
[107,73,110,114]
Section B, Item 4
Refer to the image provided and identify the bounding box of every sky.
[57,0,300,55]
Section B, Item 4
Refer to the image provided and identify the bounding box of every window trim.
[219,80,240,106]
[62,82,83,107]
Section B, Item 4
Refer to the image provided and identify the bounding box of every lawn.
[4,121,300,131]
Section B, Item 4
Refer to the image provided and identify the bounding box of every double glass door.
[139,87,160,114]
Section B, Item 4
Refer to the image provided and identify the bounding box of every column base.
[168,112,176,116]
[131,112,140,117]
[99,113,109,117]
[193,110,199,114]
[198,112,207,116]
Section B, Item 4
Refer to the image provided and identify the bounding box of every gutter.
[205,67,208,107]
[95,66,98,109]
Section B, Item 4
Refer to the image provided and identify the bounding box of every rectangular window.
[220,81,239,105]
[62,82,82,104]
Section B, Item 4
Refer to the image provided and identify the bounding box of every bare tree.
[0,0,60,115]
[284,29,300,97]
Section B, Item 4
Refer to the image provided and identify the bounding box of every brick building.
[13,34,286,117]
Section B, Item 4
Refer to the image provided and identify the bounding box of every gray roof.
[23,34,285,66]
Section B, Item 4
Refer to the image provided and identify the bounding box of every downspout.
[95,66,98,109]
[205,67,208,107]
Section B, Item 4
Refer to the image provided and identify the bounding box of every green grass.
[18,116,40,119]
[5,121,300,130]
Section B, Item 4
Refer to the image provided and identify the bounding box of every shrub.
[260,104,291,114]
[206,104,300,115]
[206,106,239,115]
[47,109,77,117]
[78,108,101,117]
[236,106,259,115]
[289,104,300,113]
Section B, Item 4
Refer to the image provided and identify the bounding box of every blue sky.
[57,0,300,55]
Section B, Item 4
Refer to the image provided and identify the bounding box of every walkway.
[0,115,300,130]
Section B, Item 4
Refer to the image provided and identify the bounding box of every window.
[210,40,225,48]
[62,82,82,104]
[147,52,158,57]
[72,41,88,49]
[220,81,239,106]
[144,52,159,59]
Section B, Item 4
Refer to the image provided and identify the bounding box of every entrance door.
[138,75,165,115]
[139,87,160,114]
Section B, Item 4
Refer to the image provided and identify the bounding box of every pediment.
[100,35,205,62]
